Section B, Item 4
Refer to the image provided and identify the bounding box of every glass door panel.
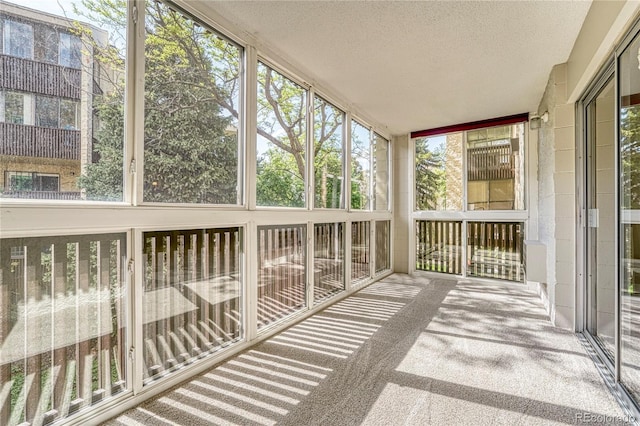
[620,33,640,400]
[586,77,616,360]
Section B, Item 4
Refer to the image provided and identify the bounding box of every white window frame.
[410,123,530,276]
[1,1,394,424]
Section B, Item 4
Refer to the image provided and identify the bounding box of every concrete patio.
[107,274,630,425]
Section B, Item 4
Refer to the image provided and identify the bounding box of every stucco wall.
[393,134,410,273]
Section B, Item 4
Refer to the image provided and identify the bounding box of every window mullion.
[345,112,352,212]
[308,88,315,210]
[129,0,144,206]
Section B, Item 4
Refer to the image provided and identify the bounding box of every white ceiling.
[204,0,592,136]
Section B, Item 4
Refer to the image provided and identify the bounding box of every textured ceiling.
[203,1,592,135]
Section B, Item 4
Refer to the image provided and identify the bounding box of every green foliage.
[79,91,124,201]
[78,0,355,207]
[314,98,344,208]
[350,122,370,210]
[256,148,305,207]
[621,106,640,209]
[415,138,445,210]
[79,1,240,204]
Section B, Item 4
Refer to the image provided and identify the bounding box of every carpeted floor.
[106,274,631,425]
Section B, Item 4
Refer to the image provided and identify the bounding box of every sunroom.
[2,0,640,425]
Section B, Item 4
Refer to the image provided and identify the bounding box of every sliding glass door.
[619,31,640,401]
[584,76,616,360]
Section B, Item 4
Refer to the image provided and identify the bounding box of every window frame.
[5,171,60,192]
[1,1,393,422]
[3,18,33,59]
[138,1,247,208]
[412,121,529,219]
[255,57,310,210]
[58,31,82,69]
[311,93,347,210]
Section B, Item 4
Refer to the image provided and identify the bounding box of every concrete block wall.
[537,63,576,329]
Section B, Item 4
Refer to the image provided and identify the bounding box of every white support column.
[307,221,314,308]
[245,221,258,342]
[370,219,376,279]
[132,228,143,394]
[345,112,353,212]
[307,89,315,211]
[345,220,353,290]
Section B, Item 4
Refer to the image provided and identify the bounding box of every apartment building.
[0,1,109,200]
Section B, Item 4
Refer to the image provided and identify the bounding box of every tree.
[313,97,344,208]
[78,0,241,203]
[415,138,445,210]
[256,147,305,207]
[621,106,640,209]
[76,0,354,206]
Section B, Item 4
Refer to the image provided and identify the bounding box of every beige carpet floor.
[106,273,631,425]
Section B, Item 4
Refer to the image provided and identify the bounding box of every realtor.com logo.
[575,413,637,424]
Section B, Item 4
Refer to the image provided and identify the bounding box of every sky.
[17,0,85,21]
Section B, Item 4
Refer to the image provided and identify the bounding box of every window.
[314,223,345,302]
[414,123,525,211]
[467,124,525,210]
[314,97,345,209]
[352,221,371,282]
[5,171,59,192]
[59,32,81,68]
[34,24,58,64]
[373,133,389,211]
[257,62,307,208]
[351,121,371,210]
[60,98,79,129]
[143,1,243,205]
[0,233,128,424]
[2,91,32,125]
[142,228,242,383]
[466,221,524,281]
[257,224,307,328]
[3,19,33,59]
[415,133,463,210]
[35,95,60,128]
[416,220,463,275]
[375,220,391,273]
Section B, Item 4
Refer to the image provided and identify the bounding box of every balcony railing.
[0,122,80,160]
[0,233,128,426]
[142,228,242,382]
[375,220,391,274]
[416,220,463,274]
[467,221,524,282]
[467,145,514,181]
[352,221,371,283]
[416,220,524,282]
[257,225,307,329]
[1,191,82,200]
[0,54,81,99]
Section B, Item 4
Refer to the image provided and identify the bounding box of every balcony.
[1,190,81,200]
[0,54,81,100]
[0,122,80,160]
